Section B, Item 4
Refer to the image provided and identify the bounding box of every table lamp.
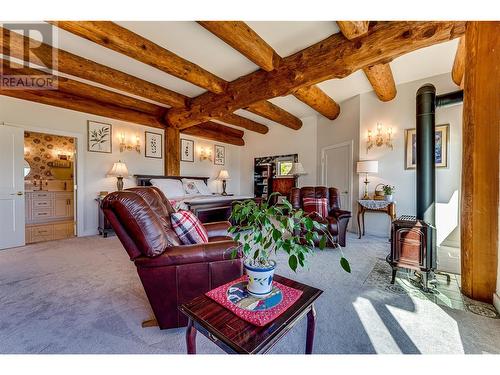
[217,169,230,196]
[288,162,306,176]
[108,160,129,191]
[356,160,378,199]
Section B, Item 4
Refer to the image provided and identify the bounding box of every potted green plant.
[382,185,395,202]
[229,193,351,297]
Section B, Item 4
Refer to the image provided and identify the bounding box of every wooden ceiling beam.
[181,122,245,146]
[167,21,465,129]
[452,36,466,86]
[336,22,397,102]
[362,63,397,102]
[0,26,186,108]
[50,21,300,130]
[336,21,370,40]
[49,21,227,94]
[198,20,340,120]
[218,113,269,134]
[245,101,302,130]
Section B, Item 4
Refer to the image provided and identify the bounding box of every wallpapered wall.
[24,131,75,180]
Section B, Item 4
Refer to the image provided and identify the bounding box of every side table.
[95,196,114,238]
[357,200,396,239]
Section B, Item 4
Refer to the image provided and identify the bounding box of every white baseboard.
[494,292,500,313]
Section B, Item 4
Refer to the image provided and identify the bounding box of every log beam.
[0,26,187,108]
[363,63,397,102]
[245,101,302,130]
[199,21,339,120]
[166,21,465,128]
[165,127,180,176]
[181,122,245,146]
[0,88,163,128]
[460,21,499,303]
[452,36,466,86]
[50,21,227,94]
[218,114,269,134]
[336,21,370,40]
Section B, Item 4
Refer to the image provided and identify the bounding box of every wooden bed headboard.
[134,175,209,186]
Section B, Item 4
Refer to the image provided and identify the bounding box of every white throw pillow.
[193,180,212,195]
[182,179,201,195]
[150,179,185,199]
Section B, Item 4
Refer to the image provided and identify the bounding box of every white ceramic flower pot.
[244,260,276,298]
[385,194,393,202]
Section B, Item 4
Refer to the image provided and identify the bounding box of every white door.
[0,125,25,249]
[322,142,352,211]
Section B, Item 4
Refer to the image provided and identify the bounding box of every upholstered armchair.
[101,187,242,330]
[289,186,351,247]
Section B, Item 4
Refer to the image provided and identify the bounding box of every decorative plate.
[226,281,283,311]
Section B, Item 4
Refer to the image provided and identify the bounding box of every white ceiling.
[36,22,459,122]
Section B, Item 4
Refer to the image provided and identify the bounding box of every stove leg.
[391,268,397,284]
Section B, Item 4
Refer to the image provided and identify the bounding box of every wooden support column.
[461,21,499,303]
[165,127,180,176]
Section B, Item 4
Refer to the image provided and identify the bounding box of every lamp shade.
[217,169,230,180]
[288,162,306,176]
[356,160,378,174]
[107,161,129,177]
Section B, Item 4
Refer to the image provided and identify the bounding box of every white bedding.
[169,194,254,211]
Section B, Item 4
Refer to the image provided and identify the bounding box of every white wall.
[239,115,318,195]
[0,96,245,237]
[317,95,360,230]
[358,73,462,240]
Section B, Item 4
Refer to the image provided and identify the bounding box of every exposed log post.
[336,21,369,40]
[198,20,340,120]
[293,85,340,119]
[452,36,466,86]
[363,63,397,102]
[50,21,227,94]
[0,26,187,108]
[461,21,499,303]
[166,22,465,128]
[245,101,302,130]
[165,127,180,176]
[181,122,245,146]
[0,88,163,128]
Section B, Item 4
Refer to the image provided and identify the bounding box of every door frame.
[321,140,354,212]
[2,121,84,238]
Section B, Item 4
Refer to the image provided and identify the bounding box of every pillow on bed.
[182,179,201,195]
[150,179,185,199]
[193,180,212,195]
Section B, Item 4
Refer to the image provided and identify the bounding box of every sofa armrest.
[329,208,352,220]
[203,221,231,238]
[133,240,241,268]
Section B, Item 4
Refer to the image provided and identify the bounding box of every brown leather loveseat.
[101,187,242,329]
[290,186,351,247]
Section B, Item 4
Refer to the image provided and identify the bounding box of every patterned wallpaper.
[24,131,75,180]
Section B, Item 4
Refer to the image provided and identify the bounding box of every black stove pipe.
[436,90,464,108]
[416,84,436,225]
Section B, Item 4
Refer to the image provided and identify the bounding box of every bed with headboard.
[135,175,255,223]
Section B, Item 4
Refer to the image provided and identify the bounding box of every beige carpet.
[0,234,499,354]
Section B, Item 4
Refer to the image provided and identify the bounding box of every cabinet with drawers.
[25,191,75,244]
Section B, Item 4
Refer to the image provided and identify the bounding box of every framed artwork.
[180,138,194,162]
[87,121,112,153]
[145,131,162,159]
[405,124,449,170]
[214,145,225,165]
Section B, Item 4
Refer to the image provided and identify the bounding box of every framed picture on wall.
[404,124,449,170]
[214,145,225,165]
[145,131,162,159]
[87,120,112,153]
[180,138,194,162]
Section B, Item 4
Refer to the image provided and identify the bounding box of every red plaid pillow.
[170,210,209,245]
[302,197,329,218]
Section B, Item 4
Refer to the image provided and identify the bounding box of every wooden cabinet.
[25,191,75,244]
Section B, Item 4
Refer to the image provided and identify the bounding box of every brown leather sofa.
[290,186,351,247]
[101,187,242,329]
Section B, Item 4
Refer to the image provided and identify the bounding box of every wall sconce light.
[199,146,212,161]
[119,132,141,154]
[367,122,393,153]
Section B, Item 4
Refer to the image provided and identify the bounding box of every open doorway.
[24,130,77,244]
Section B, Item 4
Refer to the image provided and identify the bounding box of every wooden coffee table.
[179,274,323,354]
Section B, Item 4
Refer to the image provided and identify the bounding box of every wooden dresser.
[25,191,74,243]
